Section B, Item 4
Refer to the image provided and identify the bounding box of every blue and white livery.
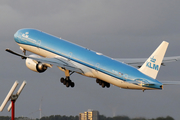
[6,28,180,91]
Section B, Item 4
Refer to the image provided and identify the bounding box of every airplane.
[6,28,180,92]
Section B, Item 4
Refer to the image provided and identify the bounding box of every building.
[79,109,99,120]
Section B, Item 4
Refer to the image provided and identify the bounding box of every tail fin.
[139,41,169,79]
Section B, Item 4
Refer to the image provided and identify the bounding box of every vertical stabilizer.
[139,41,169,79]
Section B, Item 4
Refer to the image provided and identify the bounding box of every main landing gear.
[60,69,75,88]
[60,77,75,88]
[96,79,110,88]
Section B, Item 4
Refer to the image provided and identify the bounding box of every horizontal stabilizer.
[161,81,180,85]
[115,56,180,68]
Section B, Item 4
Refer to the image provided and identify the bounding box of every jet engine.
[25,55,47,73]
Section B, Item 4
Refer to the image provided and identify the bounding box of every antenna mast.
[39,97,43,119]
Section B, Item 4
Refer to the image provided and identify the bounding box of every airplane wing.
[28,56,84,73]
[115,56,180,68]
[6,49,83,74]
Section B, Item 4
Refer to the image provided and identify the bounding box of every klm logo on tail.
[146,56,159,71]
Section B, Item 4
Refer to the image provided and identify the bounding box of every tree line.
[98,115,174,120]
[0,115,174,120]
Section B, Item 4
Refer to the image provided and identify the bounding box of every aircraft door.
[35,40,41,54]
[36,40,41,48]
[68,52,73,60]
[95,63,100,71]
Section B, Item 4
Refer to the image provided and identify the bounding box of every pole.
[11,100,15,120]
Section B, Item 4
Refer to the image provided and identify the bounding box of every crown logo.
[22,32,29,38]
[150,56,156,63]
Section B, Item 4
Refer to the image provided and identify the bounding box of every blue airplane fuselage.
[14,28,163,90]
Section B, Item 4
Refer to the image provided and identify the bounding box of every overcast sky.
[1,0,180,119]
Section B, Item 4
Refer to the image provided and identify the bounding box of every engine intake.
[25,55,47,73]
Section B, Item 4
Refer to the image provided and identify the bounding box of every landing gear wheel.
[70,82,75,87]
[106,83,110,88]
[66,82,70,87]
[96,79,99,83]
[63,80,67,85]
[99,81,102,85]
[60,78,64,83]
[68,80,72,83]
[102,83,105,88]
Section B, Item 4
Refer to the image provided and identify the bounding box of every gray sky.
[1,0,180,119]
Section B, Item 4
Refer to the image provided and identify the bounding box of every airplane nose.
[14,31,19,43]
[160,85,163,89]
[14,31,18,38]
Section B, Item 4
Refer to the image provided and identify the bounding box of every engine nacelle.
[25,55,47,73]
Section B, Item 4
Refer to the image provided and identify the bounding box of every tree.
[155,116,174,120]
[0,116,10,120]
[131,117,146,120]
[113,116,130,120]
[99,115,107,120]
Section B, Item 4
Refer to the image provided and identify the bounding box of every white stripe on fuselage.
[18,43,155,90]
